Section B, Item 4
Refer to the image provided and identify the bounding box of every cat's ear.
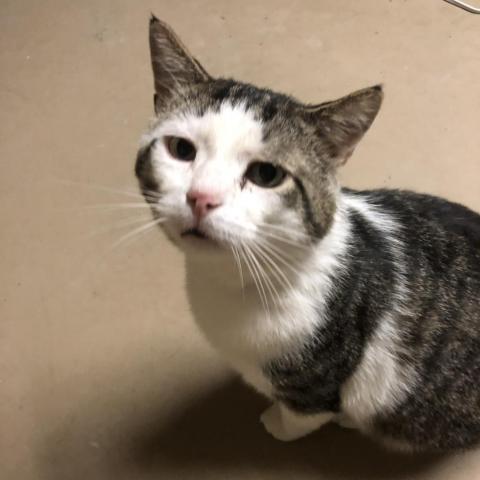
[304,85,383,167]
[149,15,211,112]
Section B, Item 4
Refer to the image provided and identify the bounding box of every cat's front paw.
[260,403,301,442]
[261,402,335,441]
[335,414,357,430]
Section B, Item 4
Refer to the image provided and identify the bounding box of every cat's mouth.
[180,226,225,249]
[181,227,208,239]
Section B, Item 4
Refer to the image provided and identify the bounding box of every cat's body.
[136,16,480,452]
[186,188,480,451]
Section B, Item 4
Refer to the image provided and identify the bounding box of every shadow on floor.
[122,377,448,480]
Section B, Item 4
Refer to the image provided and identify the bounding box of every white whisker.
[83,214,155,240]
[256,238,304,277]
[255,220,310,239]
[241,244,270,316]
[52,178,151,200]
[214,218,310,251]
[243,244,272,316]
[249,242,283,307]
[252,251,279,307]
[255,228,310,250]
[252,242,294,295]
[73,203,156,212]
[230,245,245,293]
[111,217,166,249]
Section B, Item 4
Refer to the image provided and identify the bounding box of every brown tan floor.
[1,1,480,479]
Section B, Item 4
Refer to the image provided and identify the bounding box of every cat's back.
[341,188,480,450]
[348,187,480,325]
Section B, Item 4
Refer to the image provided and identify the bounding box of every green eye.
[245,161,287,188]
[165,136,196,161]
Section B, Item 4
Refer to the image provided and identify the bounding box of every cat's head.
[136,16,382,255]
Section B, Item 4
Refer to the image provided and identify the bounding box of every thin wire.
[443,0,480,14]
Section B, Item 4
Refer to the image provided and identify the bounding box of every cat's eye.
[245,161,287,188]
[165,136,196,162]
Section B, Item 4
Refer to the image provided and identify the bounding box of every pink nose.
[186,190,223,219]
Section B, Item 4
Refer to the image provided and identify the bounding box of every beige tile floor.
[1,1,480,479]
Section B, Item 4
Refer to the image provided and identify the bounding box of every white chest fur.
[184,203,351,398]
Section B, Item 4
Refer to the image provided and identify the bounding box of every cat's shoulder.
[342,187,480,247]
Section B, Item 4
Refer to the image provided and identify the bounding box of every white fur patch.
[340,193,416,426]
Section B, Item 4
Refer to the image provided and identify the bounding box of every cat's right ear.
[149,15,211,113]
[303,85,383,168]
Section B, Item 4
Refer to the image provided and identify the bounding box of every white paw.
[336,414,357,430]
[260,403,303,442]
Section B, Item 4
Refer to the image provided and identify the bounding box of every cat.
[135,15,480,452]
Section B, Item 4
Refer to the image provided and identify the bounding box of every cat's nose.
[186,190,223,219]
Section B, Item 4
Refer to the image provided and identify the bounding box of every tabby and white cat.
[135,16,480,452]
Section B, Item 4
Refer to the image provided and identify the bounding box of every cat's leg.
[260,402,334,441]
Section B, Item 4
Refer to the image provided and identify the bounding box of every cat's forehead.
[148,79,300,157]
[186,102,263,153]
[150,102,262,159]
[203,79,297,124]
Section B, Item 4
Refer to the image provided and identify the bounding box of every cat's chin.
[180,233,222,251]
[181,227,208,240]
[164,228,225,255]
[160,223,236,256]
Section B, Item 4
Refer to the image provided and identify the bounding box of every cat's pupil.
[166,136,196,161]
[259,163,277,183]
[246,161,286,188]
[176,139,194,159]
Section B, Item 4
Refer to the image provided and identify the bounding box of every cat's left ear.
[149,15,211,112]
[304,85,383,167]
